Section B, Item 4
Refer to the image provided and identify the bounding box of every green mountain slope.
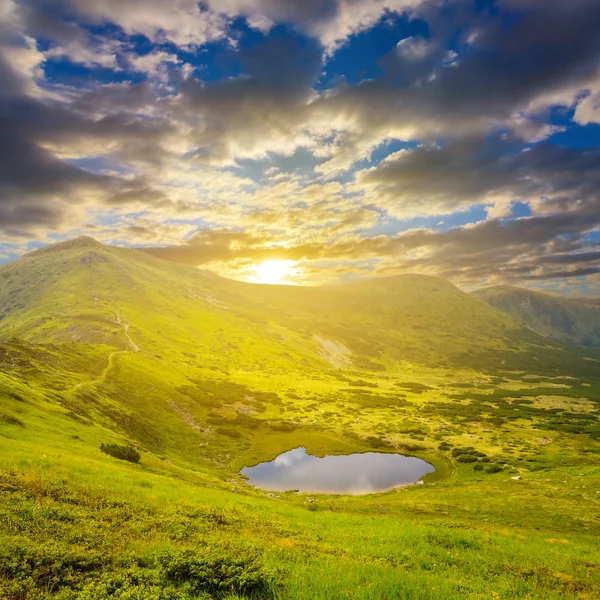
[0,236,591,378]
[2,238,600,599]
[0,236,597,464]
[473,285,600,347]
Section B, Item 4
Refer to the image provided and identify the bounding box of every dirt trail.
[70,315,139,395]
[118,315,139,352]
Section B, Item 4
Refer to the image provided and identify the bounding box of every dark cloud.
[177,31,322,163]
[311,0,600,171]
[0,44,101,232]
[539,251,600,266]
[0,65,175,234]
[524,267,600,281]
[426,0,600,116]
[354,139,600,216]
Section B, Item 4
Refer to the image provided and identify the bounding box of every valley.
[1,237,599,599]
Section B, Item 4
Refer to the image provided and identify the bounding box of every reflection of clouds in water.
[347,473,377,495]
[242,448,435,494]
[272,447,308,468]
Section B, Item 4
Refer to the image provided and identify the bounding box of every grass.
[1,437,599,599]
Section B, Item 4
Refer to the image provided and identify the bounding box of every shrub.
[270,421,297,433]
[216,427,243,438]
[100,443,141,463]
[349,380,378,388]
[0,413,25,427]
[452,446,487,460]
[426,533,481,550]
[68,568,189,600]
[365,435,393,450]
[0,538,105,592]
[485,464,503,474]
[394,382,433,392]
[399,442,426,452]
[157,547,276,596]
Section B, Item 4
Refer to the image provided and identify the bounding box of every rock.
[511,476,521,480]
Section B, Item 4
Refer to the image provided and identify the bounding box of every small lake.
[241,447,435,495]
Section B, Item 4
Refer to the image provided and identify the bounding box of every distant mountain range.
[473,285,600,347]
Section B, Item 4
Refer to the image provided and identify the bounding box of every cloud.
[305,0,600,172]
[49,0,229,48]
[175,31,322,165]
[352,139,600,217]
[1,0,600,294]
[0,10,181,236]
[21,0,430,55]
[574,89,600,126]
[140,205,600,287]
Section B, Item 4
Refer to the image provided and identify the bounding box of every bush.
[0,413,25,427]
[399,442,426,452]
[0,538,105,592]
[365,435,393,450]
[100,443,141,464]
[216,427,243,438]
[157,547,276,596]
[452,446,487,460]
[485,464,503,474]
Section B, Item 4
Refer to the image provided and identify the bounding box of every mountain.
[1,236,596,463]
[2,238,600,599]
[0,237,582,375]
[473,285,600,347]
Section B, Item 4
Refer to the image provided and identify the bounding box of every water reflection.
[241,447,435,494]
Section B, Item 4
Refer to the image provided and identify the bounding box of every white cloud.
[126,51,182,81]
[396,36,433,61]
[574,91,600,126]
[64,0,229,48]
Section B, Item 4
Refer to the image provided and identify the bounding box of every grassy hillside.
[473,285,600,347]
[1,238,600,599]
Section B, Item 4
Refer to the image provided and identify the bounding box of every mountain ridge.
[473,284,600,347]
[2,237,594,372]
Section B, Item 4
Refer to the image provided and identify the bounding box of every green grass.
[1,436,599,599]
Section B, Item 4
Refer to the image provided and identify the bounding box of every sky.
[1,0,600,291]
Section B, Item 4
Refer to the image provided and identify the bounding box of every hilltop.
[473,285,600,347]
[1,238,600,599]
[0,237,586,371]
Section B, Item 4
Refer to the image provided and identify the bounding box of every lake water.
[241,447,435,494]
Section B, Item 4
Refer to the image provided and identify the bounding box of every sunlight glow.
[253,260,296,285]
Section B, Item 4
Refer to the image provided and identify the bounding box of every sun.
[254,260,295,285]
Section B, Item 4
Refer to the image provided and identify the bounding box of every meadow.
[1,238,599,599]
